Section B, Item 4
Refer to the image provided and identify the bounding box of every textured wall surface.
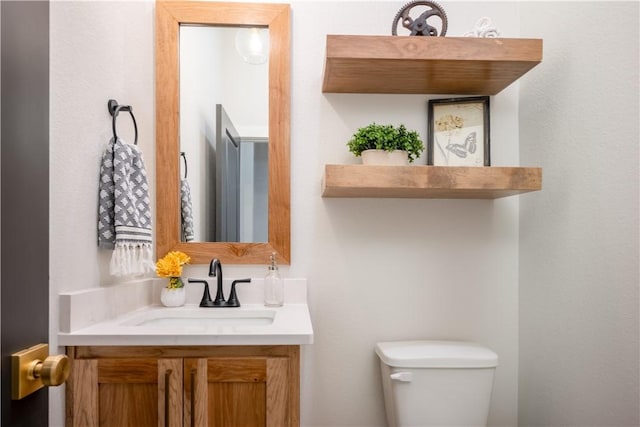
[291,3,521,425]
[49,2,155,424]
[51,1,521,426]
[519,2,640,426]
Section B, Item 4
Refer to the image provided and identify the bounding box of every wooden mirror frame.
[156,1,290,264]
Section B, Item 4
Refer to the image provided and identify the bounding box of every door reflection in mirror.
[240,136,268,242]
[179,25,269,243]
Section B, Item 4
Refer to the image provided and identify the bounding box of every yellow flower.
[156,251,191,278]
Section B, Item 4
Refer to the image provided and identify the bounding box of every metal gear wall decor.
[392,1,448,36]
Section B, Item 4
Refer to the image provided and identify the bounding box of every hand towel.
[180,178,195,242]
[98,137,154,276]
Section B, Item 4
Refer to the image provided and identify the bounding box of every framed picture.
[427,96,490,166]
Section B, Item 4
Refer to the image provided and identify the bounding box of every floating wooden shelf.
[322,35,542,95]
[322,165,542,199]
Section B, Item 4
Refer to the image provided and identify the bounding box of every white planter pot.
[361,149,409,165]
[160,287,186,307]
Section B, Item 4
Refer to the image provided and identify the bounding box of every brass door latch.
[11,343,70,400]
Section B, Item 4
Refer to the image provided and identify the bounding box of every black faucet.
[188,259,251,307]
[209,258,226,306]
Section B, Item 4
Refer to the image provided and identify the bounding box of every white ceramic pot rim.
[361,149,409,166]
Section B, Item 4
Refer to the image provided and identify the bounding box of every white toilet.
[375,340,498,427]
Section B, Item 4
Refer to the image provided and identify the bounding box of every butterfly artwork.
[429,96,490,166]
[446,131,477,158]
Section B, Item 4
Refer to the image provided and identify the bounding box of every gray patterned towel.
[98,137,154,276]
[181,178,195,242]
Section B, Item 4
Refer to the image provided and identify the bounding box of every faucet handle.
[187,278,215,307]
[226,278,251,307]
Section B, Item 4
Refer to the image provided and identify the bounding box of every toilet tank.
[375,340,498,427]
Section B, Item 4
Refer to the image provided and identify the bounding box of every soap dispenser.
[264,252,284,307]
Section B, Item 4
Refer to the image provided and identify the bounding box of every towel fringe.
[110,242,154,276]
[181,178,195,242]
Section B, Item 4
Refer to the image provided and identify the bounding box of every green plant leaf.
[346,123,424,162]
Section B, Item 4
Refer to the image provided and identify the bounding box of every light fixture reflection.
[235,28,269,65]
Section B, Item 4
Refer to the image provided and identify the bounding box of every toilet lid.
[375,340,498,368]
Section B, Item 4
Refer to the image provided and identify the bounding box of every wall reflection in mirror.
[179,25,269,243]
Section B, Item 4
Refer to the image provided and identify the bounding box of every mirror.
[179,26,269,243]
[156,1,290,264]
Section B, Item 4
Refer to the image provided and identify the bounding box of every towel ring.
[180,152,188,179]
[108,99,138,145]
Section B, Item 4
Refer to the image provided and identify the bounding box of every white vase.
[361,149,409,165]
[160,286,186,307]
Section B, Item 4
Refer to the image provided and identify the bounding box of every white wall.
[180,26,221,241]
[50,1,523,426]
[292,2,521,425]
[518,2,640,426]
[49,1,155,425]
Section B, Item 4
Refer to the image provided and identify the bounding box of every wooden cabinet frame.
[65,346,300,427]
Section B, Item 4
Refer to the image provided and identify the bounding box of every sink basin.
[120,308,276,328]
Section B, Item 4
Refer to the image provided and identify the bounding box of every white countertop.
[58,278,313,347]
[59,303,313,346]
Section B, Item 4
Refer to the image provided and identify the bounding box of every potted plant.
[156,251,190,307]
[347,123,424,165]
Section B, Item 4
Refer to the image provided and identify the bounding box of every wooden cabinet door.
[67,358,182,427]
[185,357,290,427]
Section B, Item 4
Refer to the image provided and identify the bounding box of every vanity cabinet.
[321,35,544,199]
[65,346,299,427]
